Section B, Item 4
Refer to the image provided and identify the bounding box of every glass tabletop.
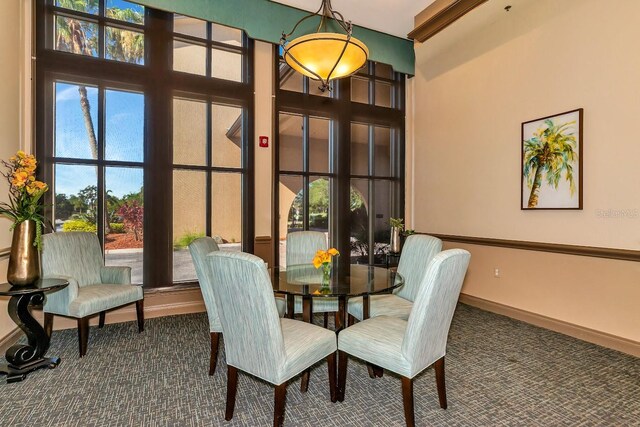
[0,278,69,296]
[271,264,404,298]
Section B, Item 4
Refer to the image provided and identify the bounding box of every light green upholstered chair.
[207,251,337,427]
[337,249,471,427]
[348,234,443,322]
[189,237,286,376]
[286,231,339,327]
[41,232,144,357]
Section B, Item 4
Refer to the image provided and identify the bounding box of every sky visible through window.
[55,82,144,198]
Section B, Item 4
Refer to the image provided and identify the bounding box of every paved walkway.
[105,243,241,284]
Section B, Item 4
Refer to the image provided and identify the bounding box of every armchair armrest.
[42,275,79,316]
[100,266,132,285]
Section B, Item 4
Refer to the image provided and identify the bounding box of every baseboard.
[460,293,640,357]
[0,287,207,349]
[0,327,21,355]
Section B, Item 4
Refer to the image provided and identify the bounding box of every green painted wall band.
[132,0,415,75]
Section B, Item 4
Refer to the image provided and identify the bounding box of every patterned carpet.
[1,304,638,426]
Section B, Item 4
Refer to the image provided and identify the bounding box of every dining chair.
[347,234,442,322]
[207,251,337,427]
[41,232,144,357]
[286,230,339,327]
[337,249,471,427]
[189,237,285,375]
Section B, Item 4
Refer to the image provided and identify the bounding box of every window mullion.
[96,86,106,251]
[206,100,212,237]
[98,0,105,59]
[303,115,310,231]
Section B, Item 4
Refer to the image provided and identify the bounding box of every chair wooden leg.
[367,365,375,378]
[273,382,288,427]
[434,356,447,409]
[225,366,238,421]
[78,317,89,358]
[327,352,337,402]
[373,364,384,378]
[347,314,356,326]
[300,369,310,393]
[323,312,329,328]
[366,363,385,378]
[337,350,348,402]
[44,313,54,338]
[98,311,105,328]
[136,299,144,333]
[302,297,313,324]
[286,295,295,319]
[401,376,415,427]
[209,332,220,376]
[334,312,341,330]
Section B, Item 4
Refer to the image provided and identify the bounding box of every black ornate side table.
[0,278,68,383]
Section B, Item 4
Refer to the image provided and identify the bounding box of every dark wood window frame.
[35,0,255,288]
[273,51,405,269]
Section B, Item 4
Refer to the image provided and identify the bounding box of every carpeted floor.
[1,304,638,426]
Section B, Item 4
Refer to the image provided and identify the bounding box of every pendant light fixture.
[280,0,369,92]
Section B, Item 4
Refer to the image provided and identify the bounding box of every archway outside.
[279,178,369,267]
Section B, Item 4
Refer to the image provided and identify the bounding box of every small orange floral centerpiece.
[313,248,339,287]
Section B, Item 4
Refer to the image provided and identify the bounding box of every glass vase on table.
[321,262,332,289]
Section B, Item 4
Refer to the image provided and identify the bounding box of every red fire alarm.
[259,136,269,148]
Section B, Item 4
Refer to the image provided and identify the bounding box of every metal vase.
[7,220,40,286]
[390,226,401,254]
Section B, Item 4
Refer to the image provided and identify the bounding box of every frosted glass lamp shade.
[283,32,368,82]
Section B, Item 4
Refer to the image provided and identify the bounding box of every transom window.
[52,0,145,64]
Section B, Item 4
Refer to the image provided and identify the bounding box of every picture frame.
[521,108,583,210]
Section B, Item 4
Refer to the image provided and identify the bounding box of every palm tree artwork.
[55,0,144,231]
[522,116,579,208]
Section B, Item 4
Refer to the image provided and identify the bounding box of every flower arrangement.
[389,217,404,230]
[313,248,340,269]
[313,247,339,287]
[0,151,48,249]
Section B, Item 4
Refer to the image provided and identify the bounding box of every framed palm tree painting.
[521,108,583,210]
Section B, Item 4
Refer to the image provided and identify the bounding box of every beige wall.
[0,0,29,340]
[412,0,640,342]
[254,41,274,238]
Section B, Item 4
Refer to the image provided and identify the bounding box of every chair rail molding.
[422,233,640,262]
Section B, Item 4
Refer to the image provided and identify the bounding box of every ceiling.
[271,0,436,39]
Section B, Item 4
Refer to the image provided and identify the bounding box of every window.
[36,0,254,288]
[173,15,245,82]
[275,55,405,267]
[277,112,332,266]
[53,0,145,64]
[172,99,246,282]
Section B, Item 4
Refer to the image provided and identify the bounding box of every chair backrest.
[286,231,327,266]
[41,232,104,288]
[188,237,221,331]
[401,249,470,370]
[208,251,286,383]
[395,234,443,301]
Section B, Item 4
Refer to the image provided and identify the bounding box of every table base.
[0,356,61,383]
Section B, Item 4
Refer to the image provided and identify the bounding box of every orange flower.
[20,156,37,173]
[312,248,340,269]
[11,170,29,188]
[26,180,48,195]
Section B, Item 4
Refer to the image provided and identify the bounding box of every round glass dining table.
[270,263,404,330]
